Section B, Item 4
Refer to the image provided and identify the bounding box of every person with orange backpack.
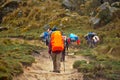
[49,28,64,73]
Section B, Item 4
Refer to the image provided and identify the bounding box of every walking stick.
[63,58,65,72]
[49,53,52,61]
[62,50,65,72]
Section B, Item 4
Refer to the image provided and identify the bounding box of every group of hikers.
[40,26,99,73]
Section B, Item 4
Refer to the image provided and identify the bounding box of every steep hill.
[0,0,120,80]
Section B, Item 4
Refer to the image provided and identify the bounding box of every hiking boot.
[52,70,60,73]
[55,71,60,73]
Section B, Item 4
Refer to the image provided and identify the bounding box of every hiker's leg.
[61,49,65,61]
[66,44,69,55]
[56,53,61,72]
[66,44,69,51]
[95,42,97,47]
[63,49,66,61]
[93,41,96,47]
[91,40,95,48]
[51,53,57,71]
[88,40,91,48]
[94,41,98,47]
[89,39,94,48]
[61,52,64,62]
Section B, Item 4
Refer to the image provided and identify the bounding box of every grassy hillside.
[0,38,44,79]
[0,0,120,80]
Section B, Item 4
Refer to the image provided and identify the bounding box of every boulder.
[62,0,75,10]
[0,0,19,23]
[0,27,8,31]
[111,1,120,8]
[90,2,120,28]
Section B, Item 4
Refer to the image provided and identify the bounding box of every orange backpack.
[50,31,64,52]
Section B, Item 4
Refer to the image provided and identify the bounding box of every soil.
[13,49,89,80]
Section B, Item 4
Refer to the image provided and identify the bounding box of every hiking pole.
[49,54,52,61]
[66,47,69,56]
[63,55,65,72]
[63,60,65,72]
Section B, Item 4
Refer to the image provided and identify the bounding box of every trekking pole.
[49,54,52,61]
[63,60,65,72]
[63,55,65,72]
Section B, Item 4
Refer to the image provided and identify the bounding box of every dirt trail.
[13,49,89,80]
[9,38,89,80]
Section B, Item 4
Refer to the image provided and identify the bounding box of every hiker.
[40,31,49,44]
[68,33,80,45]
[84,32,96,48]
[48,27,57,54]
[48,27,64,73]
[46,28,52,46]
[69,33,77,42]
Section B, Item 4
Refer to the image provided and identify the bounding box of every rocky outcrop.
[89,2,120,28]
[62,0,85,12]
[0,26,8,31]
[99,0,120,4]
[0,0,20,23]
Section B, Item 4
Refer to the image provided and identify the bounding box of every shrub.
[78,63,94,73]
[73,60,86,69]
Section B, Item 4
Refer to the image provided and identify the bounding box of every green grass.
[0,27,43,40]
[73,60,87,69]
[0,38,42,80]
[73,38,120,80]
[73,59,120,80]
[0,0,119,80]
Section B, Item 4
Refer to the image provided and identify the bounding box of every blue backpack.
[88,32,96,39]
[69,33,78,41]
[44,32,49,39]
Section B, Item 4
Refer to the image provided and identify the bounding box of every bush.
[78,63,94,73]
[73,60,86,69]
[0,59,23,80]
